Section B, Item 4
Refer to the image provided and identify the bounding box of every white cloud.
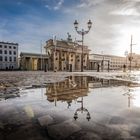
[0,15,74,54]
[44,0,64,10]
[110,8,140,16]
[45,4,52,10]
[54,0,64,10]
[2,0,140,56]
[77,3,87,8]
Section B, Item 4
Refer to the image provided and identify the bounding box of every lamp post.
[40,41,43,71]
[129,35,136,72]
[124,50,128,70]
[53,36,57,72]
[74,20,92,72]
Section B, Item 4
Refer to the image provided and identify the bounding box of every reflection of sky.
[0,86,134,117]
[132,87,140,107]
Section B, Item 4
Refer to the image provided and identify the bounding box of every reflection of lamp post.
[73,97,91,121]
[53,82,57,107]
[74,20,92,72]
[123,89,135,108]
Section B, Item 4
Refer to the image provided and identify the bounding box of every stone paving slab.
[66,130,102,140]
[38,115,53,127]
[47,120,81,140]
[5,123,50,140]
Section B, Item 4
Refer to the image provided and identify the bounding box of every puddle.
[0,76,140,140]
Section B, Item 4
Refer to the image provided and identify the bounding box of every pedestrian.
[97,64,100,72]
[123,64,126,72]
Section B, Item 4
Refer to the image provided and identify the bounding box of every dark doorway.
[69,64,72,72]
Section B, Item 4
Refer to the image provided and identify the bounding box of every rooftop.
[20,52,48,58]
[0,41,18,45]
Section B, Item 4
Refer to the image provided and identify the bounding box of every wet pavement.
[1,76,140,140]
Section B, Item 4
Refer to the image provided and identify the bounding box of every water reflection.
[74,97,91,121]
[133,93,140,107]
[46,76,131,121]
[123,88,135,108]
[46,76,89,106]
[46,76,130,106]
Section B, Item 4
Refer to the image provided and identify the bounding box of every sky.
[0,0,140,56]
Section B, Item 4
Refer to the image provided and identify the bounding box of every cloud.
[44,0,64,10]
[1,0,140,56]
[54,0,64,10]
[110,8,140,16]
[61,0,140,56]
[109,0,140,16]
[79,0,106,7]
[45,4,52,10]
[0,14,74,54]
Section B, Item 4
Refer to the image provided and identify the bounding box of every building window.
[61,58,65,61]
[56,58,58,60]
[13,46,16,49]
[9,57,12,62]
[14,57,16,62]
[9,51,12,55]
[0,56,2,61]
[0,50,2,54]
[71,54,73,57]
[63,53,65,56]
[0,45,2,48]
[4,50,7,54]
[71,59,73,62]
[9,46,11,49]
[5,56,7,61]
[4,45,7,48]
[13,51,16,55]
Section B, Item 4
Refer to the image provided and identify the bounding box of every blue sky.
[0,0,140,56]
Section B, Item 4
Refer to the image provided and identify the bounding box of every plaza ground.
[0,70,140,87]
[1,71,140,140]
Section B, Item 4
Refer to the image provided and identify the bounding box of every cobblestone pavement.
[0,71,71,88]
[0,70,139,88]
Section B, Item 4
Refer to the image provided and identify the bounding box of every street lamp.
[124,51,128,64]
[74,20,92,72]
[129,35,136,72]
[53,36,57,72]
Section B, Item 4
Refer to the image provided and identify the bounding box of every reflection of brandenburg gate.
[46,76,129,104]
[46,76,89,104]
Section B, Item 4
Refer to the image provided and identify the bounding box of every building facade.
[127,53,140,70]
[0,42,18,70]
[89,54,126,71]
[44,36,90,72]
[20,52,49,71]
